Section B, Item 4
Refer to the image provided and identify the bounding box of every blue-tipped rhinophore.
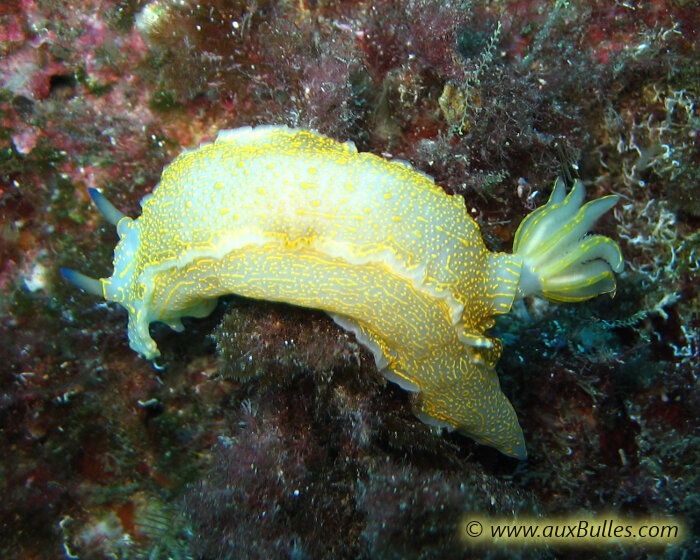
[88,188,126,226]
[60,268,103,297]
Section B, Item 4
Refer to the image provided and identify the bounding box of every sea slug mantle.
[62,125,624,458]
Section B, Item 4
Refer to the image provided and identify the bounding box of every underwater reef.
[0,0,698,558]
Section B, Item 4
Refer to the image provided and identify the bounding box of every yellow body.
[65,126,624,458]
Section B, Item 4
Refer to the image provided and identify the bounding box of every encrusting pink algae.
[0,1,697,557]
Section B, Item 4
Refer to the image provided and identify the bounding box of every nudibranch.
[62,126,624,458]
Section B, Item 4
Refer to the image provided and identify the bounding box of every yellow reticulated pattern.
[99,126,527,457]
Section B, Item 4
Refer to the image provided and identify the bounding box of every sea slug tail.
[410,346,527,459]
[513,178,624,303]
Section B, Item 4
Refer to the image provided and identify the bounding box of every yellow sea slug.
[62,126,624,458]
